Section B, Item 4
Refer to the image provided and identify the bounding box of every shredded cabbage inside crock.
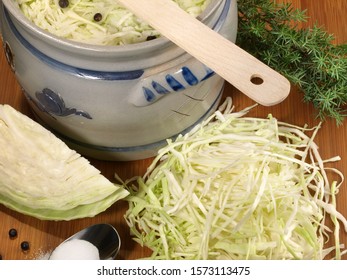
[124,97,347,260]
[14,0,211,45]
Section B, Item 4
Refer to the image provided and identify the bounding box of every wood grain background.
[0,0,346,260]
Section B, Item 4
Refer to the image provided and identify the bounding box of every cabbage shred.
[124,98,347,260]
[15,0,211,45]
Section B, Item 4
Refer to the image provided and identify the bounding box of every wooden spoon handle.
[117,0,290,106]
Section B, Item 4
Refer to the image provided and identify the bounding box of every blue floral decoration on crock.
[3,41,15,72]
[32,88,92,119]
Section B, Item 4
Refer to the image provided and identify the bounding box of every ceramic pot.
[0,0,238,160]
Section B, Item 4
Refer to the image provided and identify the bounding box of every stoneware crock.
[0,0,238,160]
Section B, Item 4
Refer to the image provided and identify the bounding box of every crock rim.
[1,0,224,54]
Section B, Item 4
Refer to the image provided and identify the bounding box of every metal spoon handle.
[117,0,290,106]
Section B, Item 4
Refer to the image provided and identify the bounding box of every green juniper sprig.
[236,0,347,124]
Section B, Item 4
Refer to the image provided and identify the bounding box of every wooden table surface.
[1,0,347,260]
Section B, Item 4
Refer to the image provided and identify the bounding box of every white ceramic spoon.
[117,0,290,106]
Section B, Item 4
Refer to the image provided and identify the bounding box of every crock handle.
[129,59,215,107]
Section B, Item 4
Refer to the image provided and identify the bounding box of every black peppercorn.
[8,228,18,239]
[58,0,69,8]
[146,35,157,41]
[20,241,30,251]
[93,13,102,22]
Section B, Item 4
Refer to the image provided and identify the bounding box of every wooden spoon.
[117,0,291,106]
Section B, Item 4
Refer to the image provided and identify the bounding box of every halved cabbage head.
[0,104,129,220]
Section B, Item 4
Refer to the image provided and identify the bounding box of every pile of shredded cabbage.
[15,0,211,45]
[124,98,347,260]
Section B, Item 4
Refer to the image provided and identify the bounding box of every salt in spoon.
[49,223,121,260]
